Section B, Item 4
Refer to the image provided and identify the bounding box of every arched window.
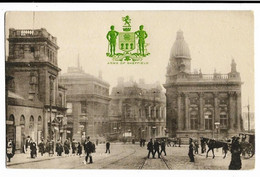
[8,115,15,125]
[220,112,228,129]
[38,116,42,126]
[204,111,213,130]
[20,115,25,126]
[29,116,34,129]
[190,110,198,130]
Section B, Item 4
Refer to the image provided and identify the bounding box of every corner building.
[59,66,110,141]
[6,28,67,151]
[163,30,243,143]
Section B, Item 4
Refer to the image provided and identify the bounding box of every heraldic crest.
[106,15,150,61]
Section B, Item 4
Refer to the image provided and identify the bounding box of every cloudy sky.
[5,11,254,111]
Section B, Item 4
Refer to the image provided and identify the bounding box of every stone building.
[6,28,67,152]
[164,30,243,142]
[59,63,110,141]
[109,78,166,141]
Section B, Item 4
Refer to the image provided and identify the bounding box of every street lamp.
[214,122,220,140]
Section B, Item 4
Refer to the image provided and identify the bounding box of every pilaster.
[199,92,205,130]
[184,93,189,130]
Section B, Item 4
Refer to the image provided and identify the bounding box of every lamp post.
[214,122,220,140]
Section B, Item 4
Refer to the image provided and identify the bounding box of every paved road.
[7,143,254,170]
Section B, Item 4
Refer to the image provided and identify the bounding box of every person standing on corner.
[84,136,93,164]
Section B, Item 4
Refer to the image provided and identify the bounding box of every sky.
[5,11,254,112]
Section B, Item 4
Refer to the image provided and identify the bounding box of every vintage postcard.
[4,10,255,171]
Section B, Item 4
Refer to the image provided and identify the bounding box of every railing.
[9,28,57,45]
[166,73,235,83]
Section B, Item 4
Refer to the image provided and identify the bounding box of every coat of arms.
[106,15,150,61]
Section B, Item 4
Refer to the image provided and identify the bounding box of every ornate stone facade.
[163,30,243,143]
[59,65,110,141]
[109,78,166,141]
[6,28,67,151]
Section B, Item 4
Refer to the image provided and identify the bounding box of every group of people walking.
[147,138,166,159]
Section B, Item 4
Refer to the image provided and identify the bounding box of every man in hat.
[84,136,93,164]
[147,139,154,159]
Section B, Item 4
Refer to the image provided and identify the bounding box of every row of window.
[8,114,42,128]
[189,111,228,130]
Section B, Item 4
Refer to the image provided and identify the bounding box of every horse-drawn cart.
[239,132,255,159]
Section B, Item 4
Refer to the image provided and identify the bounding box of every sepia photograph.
[2,8,256,172]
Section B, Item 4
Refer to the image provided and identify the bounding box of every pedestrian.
[105,141,110,153]
[72,139,76,155]
[38,139,45,156]
[188,138,195,162]
[84,136,94,164]
[77,142,82,156]
[132,139,135,144]
[160,139,167,156]
[229,136,242,170]
[194,140,199,154]
[153,139,160,158]
[64,139,70,156]
[96,139,99,146]
[30,140,37,158]
[179,138,181,147]
[56,140,63,156]
[200,138,206,153]
[6,139,14,162]
[147,139,154,158]
[142,139,146,147]
[25,136,31,152]
[49,140,54,156]
[140,139,142,147]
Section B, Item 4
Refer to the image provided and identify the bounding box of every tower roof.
[170,30,191,59]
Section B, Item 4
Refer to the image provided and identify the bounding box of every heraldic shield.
[118,32,135,52]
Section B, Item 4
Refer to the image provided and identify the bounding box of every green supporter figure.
[106,25,119,56]
[135,25,148,56]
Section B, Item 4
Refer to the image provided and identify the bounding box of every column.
[236,92,241,131]
[184,93,189,130]
[177,93,182,130]
[199,93,205,130]
[228,91,235,132]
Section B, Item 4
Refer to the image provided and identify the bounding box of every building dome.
[170,30,191,59]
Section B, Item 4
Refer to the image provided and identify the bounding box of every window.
[66,102,73,114]
[220,112,228,129]
[204,111,213,130]
[81,101,87,113]
[190,111,198,130]
[38,116,42,126]
[20,115,25,126]
[29,116,34,129]
[145,107,149,118]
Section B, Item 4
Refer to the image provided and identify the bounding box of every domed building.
[164,30,243,143]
